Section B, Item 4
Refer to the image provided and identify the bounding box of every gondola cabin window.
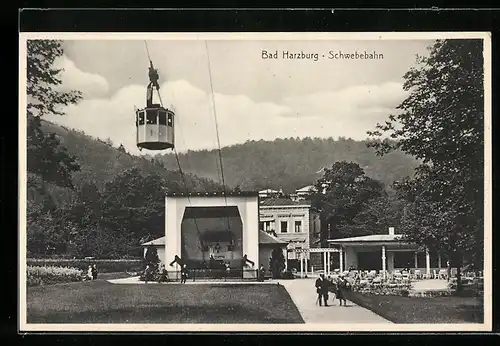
[167,113,173,127]
[137,111,145,126]
[158,111,167,126]
[146,110,157,124]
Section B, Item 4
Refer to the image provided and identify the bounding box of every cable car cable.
[205,41,233,241]
[144,40,152,63]
[142,41,206,256]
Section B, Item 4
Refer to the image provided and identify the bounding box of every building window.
[281,221,288,233]
[260,220,276,233]
[295,220,302,233]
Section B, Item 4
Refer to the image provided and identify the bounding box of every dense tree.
[26,40,83,255]
[27,40,82,118]
[99,168,169,245]
[145,245,160,266]
[344,193,407,238]
[27,40,82,187]
[311,161,385,243]
[269,248,285,279]
[368,39,484,288]
[28,116,80,189]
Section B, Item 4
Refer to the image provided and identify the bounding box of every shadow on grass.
[345,291,484,324]
[29,304,300,324]
[27,281,304,324]
[455,304,484,323]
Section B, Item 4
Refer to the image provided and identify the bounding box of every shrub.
[27,258,144,273]
[27,265,83,286]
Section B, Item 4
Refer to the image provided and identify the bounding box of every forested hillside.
[39,120,221,193]
[27,119,222,258]
[156,137,420,192]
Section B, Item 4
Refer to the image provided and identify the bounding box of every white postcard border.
[18,31,492,333]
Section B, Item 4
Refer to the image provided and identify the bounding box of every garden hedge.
[27,258,144,273]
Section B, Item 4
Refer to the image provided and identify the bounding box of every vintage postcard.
[19,32,492,332]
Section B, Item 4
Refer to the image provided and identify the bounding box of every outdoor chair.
[422,272,431,279]
[438,269,447,279]
[414,269,422,279]
[359,279,369,285]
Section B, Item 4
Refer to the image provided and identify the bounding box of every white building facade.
[259,198,320,264]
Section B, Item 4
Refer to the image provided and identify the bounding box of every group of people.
[143,263,171,283]
[315,273,349,307]
[85,264,98,281]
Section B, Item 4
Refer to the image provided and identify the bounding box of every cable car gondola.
[136,60,175,151]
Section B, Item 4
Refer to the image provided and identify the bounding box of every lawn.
[27,280,304,324]
[345,291,483,324]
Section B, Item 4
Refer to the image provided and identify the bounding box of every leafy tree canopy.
[27,40,81,118]
[26,40,82,188]
[368,39,484,270]
[311,161,386,242]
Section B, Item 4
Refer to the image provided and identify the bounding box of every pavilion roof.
[327,234,408,244]
[141,236,165,246]
[141,231,287,246]
[258,231,288,245]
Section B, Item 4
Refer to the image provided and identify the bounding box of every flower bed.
[409,290,452,297]
[351,280,413,296]
[27,258,144,273]
[27,265,83,287]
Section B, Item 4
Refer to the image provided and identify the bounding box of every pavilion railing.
[142,268,261,282]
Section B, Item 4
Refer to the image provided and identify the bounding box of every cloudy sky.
[44,38,435,155]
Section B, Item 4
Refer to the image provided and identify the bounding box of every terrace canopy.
[327,228,446,278]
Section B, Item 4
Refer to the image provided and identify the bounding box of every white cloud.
[47,79,292,155]
[54,55,110,98]
[281,82,408,119]
[47,79,405,156]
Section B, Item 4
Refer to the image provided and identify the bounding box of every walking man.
[181,264,188,284]
[92,264,98,280]
[315,274,330,307]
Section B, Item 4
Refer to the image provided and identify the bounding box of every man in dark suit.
[181,264,188,284]
[315,274,330,306]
